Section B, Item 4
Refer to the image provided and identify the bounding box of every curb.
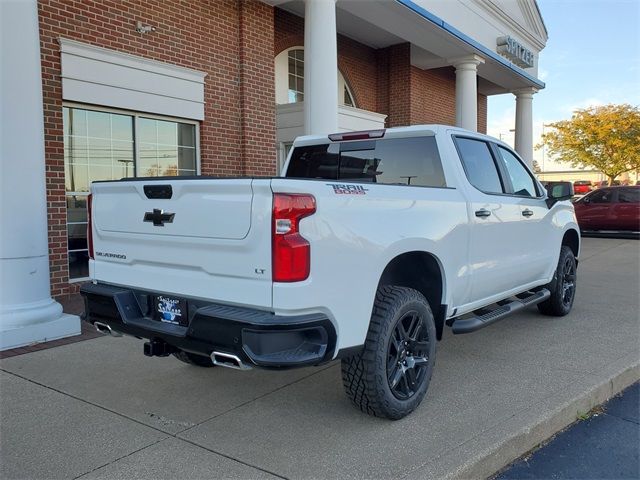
[445,360,640,480]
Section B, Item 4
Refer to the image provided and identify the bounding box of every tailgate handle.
[144,184,173,199]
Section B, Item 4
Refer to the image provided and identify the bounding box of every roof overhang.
[265,0,545,95]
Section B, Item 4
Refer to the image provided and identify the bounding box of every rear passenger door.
[454,136,530,305]
[612,187,640,231]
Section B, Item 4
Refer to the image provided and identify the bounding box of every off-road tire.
[537,245,577,316]
[341,286,437,420]
[172,350,214,367]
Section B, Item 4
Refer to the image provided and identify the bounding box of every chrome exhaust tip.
[94,321,123,337]
[210,351,251,370]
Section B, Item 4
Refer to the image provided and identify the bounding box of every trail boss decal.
[327,184,369,195]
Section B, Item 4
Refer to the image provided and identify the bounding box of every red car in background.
[573,186,640,234]
[573,180,592,195]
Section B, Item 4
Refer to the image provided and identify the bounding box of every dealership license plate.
[154,295,188,326]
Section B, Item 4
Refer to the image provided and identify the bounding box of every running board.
[449,288,551,334]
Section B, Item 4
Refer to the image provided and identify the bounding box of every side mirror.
[545,181,574,208]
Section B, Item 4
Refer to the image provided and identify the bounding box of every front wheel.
[341,286,436,420]
[538,245,577,316]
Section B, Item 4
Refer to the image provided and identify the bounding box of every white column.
[452,55,484,132]
[303,0,338,135]
[0,0,80,350]
[514,87,537,167]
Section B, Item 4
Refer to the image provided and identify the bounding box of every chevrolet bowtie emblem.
[143,209,175,227]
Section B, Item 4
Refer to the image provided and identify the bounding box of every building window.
[63,105,199,280]
[277,142,294,175]
[275,47,356,107]
[287,49,305,103]
[343,83,355,107]
[138,118,197,177]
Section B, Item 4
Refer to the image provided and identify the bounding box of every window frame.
[339,74,356,108]
[584,188,614,204]
[277,141,294,176]
[63,102,201,186]
[616,187,640,204]
[452,134,545,199]
[452,135,507,195]
[490,143,544,199]
[275,46,357,107]
[286,135,451,189]
[286,48,305,103]
[63,102,201,282]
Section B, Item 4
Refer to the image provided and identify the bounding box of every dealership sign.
[497,36,534,68]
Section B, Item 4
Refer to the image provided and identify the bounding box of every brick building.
[1,0,547,349]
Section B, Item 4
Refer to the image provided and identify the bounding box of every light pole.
[499,129,515,145]
[541,123,553,172]
[117,159,134,178]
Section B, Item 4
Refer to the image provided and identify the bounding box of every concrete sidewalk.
[1,237,639,480]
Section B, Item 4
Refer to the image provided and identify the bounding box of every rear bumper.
[80,282,336,369]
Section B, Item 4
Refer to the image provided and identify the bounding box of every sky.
[487,0,640,171]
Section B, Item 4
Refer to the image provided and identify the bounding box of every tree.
[538,104,640,185]
[532,160,542,174]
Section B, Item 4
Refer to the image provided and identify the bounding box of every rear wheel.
[341,286,436,420]
[538,245,577,316]
[172,350,214,367]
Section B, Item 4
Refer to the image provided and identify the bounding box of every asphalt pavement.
[498,382,640,479]
[1,237,638,480]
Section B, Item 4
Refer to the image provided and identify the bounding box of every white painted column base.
[0,313,81,351]
[1,0,81,351]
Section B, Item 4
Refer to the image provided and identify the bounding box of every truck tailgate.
[90,178,273,309]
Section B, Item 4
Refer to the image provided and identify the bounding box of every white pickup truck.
[81,125,580,419]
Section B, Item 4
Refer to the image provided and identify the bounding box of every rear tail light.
[87,193,94,260]
[272,193,316,282]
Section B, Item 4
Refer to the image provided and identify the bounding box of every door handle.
[475,208,491,218]
[522,209,534,217]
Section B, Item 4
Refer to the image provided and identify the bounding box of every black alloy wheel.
[387,310,431,400]
[561,254,577,308]
[538,245,577,316]
[341,286,437,419]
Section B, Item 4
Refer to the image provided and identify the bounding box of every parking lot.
[1,237,638,480]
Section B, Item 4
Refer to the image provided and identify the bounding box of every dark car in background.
[573,180,592,195]
[573,186,640,235]
[594,180,621,189]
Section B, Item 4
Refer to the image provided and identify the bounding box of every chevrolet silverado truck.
[81,125,580,419]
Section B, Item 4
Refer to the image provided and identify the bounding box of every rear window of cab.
[285,136,446,188]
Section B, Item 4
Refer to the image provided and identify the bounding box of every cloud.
[559,90,640,116]
[563,97,606,114]
[538,68,549,81]
[487,104,516,146]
